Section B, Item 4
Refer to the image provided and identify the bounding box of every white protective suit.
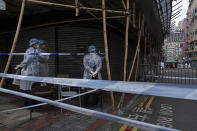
[19,47,40,90]
[83,53,102,80]
[38,48,49,77]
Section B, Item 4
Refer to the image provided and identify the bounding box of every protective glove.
[14,65,22,70]
[92,71,98,78]
[90,71,94,75]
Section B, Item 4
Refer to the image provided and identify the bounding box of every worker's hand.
[90,71,94,75]
[93,71,98,78]
[14,65,22,70]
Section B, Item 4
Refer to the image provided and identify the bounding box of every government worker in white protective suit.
[83,45,102,80]
[14,38,40,105]
[37,40,49,86]
[38,40,49,77]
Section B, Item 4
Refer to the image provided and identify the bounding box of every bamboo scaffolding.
[128,15,144,81]
[0,16,125,35]
[0,0,26,88]
[26,0,127,15]
[102,0,115,110]
[77,2,123,34]
[118,14,144,108]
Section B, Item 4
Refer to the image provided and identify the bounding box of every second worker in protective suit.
[37,40,49,86]
[38,40,49,77]
[83,45,102,80]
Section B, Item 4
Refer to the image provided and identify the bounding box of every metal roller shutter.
[57,24,125,80]
[108,30,124,80]
[57,24,107,79]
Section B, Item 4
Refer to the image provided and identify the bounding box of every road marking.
[119,124,128,131]
[146,96,155,109]
[118,96,149,131]
[131,96,155,131]
[132,127,137,131]
[139,96,149,107]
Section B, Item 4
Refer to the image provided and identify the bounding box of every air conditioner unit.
[0,0,6,10]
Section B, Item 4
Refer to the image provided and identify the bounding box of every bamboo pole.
[0,16,125,35]
[26,0,127,15]
[123,0,130,81]
[0,0,26,88]
[127,15,144,81]
[138,13,141,30]
[118,14,144,109]
[117,0,130,109]
[75,0,79,16]
[122,0,126,9]
[102,0,115,110]
[135,16,143,81]
[142,35,147,81]
[133,2,136,28]
[144,34,147,61]
[134,46,140,81]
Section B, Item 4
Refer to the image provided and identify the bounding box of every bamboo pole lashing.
[26,0,127,15]
[118,14,144,109]
[0,0,26,88]
[102,0,115,110]
[0,16,125,35]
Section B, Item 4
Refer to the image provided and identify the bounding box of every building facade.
[186,0,197,68]
[163,29,185,67]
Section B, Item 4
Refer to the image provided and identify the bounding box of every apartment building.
[164,30,184,67]
[187,0,197,68]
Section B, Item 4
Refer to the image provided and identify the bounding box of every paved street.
[42,93,197,131]
[114,94,197,131]
[0,88,197,131]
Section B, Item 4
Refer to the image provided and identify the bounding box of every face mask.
[36,45,40,49]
